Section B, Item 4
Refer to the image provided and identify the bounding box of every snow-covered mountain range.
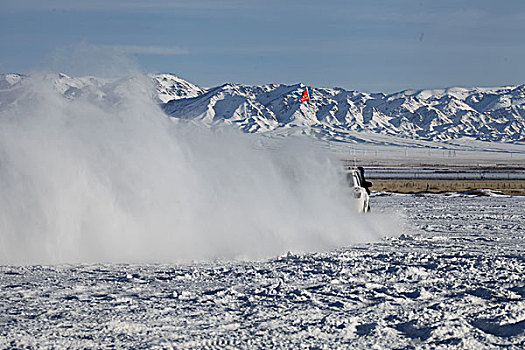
[1,73,524,144]
[163,78,525,143]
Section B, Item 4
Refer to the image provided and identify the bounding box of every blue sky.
[1,0,525,92]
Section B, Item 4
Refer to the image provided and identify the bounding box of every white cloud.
[104,45,189,56]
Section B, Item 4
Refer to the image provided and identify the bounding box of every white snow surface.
[1,194,524,348]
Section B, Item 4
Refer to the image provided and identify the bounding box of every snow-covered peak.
[0,73,24,89]
[0,72,205,106]
[150,73,205,103]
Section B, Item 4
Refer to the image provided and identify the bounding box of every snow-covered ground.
[2,194,523,349]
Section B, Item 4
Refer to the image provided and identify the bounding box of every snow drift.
[0,73,391,264]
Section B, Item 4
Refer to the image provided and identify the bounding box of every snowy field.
[1,193,524,349]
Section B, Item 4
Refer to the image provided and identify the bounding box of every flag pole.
[305,87,311,118]
[306,86,312,118]
[300,86,312,117]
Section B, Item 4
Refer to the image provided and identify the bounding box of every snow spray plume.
[0,73,396,264]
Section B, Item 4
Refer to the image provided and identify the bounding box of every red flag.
[300,87,310,103]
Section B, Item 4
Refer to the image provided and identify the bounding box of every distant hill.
[2,72,524,143]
